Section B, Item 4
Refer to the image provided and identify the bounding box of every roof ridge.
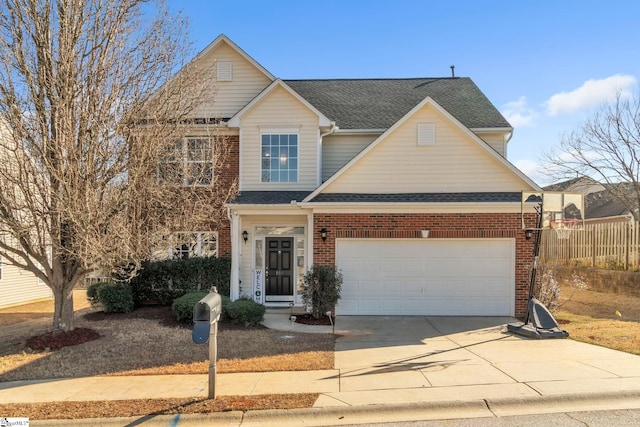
[284,77,467,82]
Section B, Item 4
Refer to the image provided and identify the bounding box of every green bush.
[128,257,231,306]
[221,295,232,321]
[96,282,134,313]
[172,290,209,323]
[86,281,108,307]
[301,265,343,319]
[226,298,265,326]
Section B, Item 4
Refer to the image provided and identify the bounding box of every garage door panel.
[336,239,514,316]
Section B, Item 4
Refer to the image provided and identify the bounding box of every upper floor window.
[261,133,298,183]
[169,232,218,259]
[160,137,213,186]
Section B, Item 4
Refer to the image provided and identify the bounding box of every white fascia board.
[228,80,332,128]
[303,202,522,214]
[226,205,312,216]
[333,128,386,135]
[198,34,275,81]
[304,96,540,202]
[470,127,513,133]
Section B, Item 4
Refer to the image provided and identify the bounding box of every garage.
[335,239,515,316]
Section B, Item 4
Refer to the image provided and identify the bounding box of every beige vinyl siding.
[475,131,508,157]
[239,86,320,191]
[194,41,272,119]
[324,104,528,193]
[0,262,50,308]
[322,134,379,182]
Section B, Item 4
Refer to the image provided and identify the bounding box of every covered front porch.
[228,208,315,307]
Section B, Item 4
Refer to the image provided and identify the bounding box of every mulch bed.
[26,327,102,351]
[294,313,334,326]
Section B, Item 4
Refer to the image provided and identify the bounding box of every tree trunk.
[52,285,75,331]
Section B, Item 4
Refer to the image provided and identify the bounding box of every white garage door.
[336,239,515,316]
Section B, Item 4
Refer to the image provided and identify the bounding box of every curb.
[30,391,640,426]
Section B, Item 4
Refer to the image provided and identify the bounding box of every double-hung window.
[261,131,298,183]
[160,137,214,186]
[169,232,218,259]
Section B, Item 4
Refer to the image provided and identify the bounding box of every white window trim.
[161,137,214,187]
[260,130,300,184]
[417,123,436,146]
[168,231,219,259]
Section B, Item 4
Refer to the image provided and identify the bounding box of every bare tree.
[0,0,237,331]
[542,92,640,219]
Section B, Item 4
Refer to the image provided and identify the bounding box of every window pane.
[289,171,297,181]
[289,146,297,157]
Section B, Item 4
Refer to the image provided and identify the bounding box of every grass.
[553,282,640,356]
[0,291,335,419]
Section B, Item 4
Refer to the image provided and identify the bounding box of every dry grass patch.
[554,282,640,355]
[0,292,334,382]
[0,394,319,420]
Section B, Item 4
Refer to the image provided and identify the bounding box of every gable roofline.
[304,96,540,202]
[228,79,332,127]
[198,34,275,81]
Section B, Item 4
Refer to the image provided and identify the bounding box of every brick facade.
[213,134,238,257]
[313,212,536,319]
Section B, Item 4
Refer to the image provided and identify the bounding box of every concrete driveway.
[315,315,640,408]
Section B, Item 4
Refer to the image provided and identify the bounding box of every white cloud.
[545,74,637,116]
[501,96,538,127]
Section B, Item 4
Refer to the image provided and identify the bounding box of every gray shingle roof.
[284,78,510,130]
[230,191,312,205]
[230,191,521,205]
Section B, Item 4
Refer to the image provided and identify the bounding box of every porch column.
[229,210,240,301]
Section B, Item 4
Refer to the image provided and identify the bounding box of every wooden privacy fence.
[540,221,640,271]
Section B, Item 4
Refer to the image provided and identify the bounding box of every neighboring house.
[545,177,635,222]
[169,34,541,318]
[0,254,51,309]
[0,123,52,308]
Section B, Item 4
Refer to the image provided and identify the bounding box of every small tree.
[542,92,640,220]
[0,0,237,331]
[301,265,342,319]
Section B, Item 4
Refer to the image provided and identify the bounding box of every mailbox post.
[192,288,222,399]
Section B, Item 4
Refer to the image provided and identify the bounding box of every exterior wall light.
[525,229,534,241]
[242,230,248,243]
[320,227,328,241]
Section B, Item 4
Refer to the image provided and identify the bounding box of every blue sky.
[168,0,639,185]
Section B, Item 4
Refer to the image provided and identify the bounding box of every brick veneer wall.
[313,212,536,319]
[213,134,239,257]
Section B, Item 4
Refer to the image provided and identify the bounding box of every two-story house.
[174,34,541,318]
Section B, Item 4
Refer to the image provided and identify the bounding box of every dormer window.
[216,61,233,81]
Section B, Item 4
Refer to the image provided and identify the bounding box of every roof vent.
[450,65,455,78]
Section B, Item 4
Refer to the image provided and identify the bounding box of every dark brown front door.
[265,237,294,302]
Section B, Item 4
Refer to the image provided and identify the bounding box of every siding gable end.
[306,97,539,199]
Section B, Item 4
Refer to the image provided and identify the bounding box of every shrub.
[301,265,342,319]
[86,281,108,307]
[172,291,209,323]
[226,298,265,326]
[221,295,232,321]
[96,282,134,313]
[127,257,231,306]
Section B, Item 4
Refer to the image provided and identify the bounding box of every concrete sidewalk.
[2,314,640,426]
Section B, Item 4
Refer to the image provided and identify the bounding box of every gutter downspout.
[318,122,338,185]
